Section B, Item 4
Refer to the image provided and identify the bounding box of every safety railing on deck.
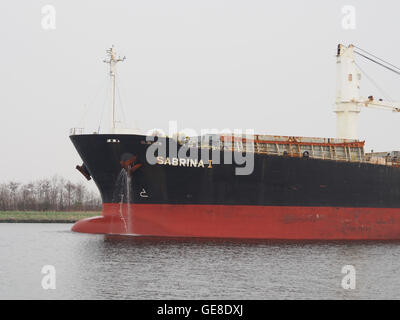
[69,128,84,136]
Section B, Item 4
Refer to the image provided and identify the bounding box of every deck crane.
[335,44,400,140]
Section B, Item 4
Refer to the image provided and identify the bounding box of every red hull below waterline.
[71,204,400,240]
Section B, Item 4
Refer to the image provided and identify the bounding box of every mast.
[103,46,125,134]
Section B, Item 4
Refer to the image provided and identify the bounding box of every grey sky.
[1,0,400,187]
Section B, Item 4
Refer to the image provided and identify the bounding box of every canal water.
[0,223,400,299]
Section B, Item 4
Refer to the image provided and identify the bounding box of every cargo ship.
[70,44,400,239]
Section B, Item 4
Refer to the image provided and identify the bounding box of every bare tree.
[0,176,101,212]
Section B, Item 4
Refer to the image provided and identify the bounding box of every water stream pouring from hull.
[112,155,142,235]
[126,174,132,234]
[112,169,133,234]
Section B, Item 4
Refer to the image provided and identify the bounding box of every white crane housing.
[335,44,400,140]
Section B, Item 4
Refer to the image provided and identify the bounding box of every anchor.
[76,163,91,181]
[120,156,142,176]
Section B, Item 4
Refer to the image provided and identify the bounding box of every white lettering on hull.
[156,156,210,168]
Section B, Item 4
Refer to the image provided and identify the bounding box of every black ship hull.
[70,134,400,239]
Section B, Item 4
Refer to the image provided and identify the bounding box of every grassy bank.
[0,211,100,223]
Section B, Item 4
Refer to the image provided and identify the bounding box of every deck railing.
[69,128,84,136]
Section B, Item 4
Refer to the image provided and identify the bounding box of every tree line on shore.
[0,176,101,212]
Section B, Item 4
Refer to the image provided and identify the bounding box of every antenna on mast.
[103,46,126,134]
